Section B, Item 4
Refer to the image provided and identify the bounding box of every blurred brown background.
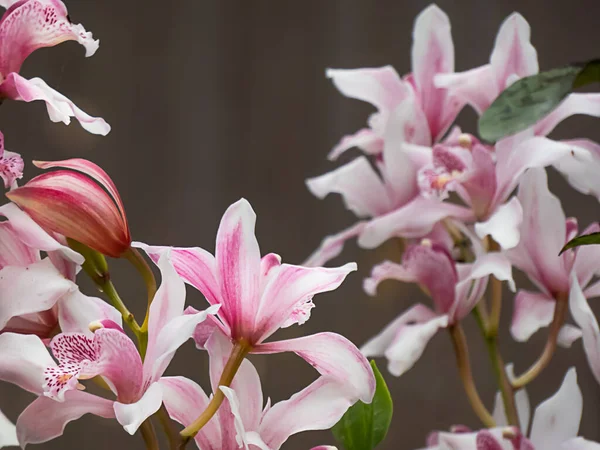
[2,0,600,448]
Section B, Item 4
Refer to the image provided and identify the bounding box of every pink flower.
[0,131,23,189]
[0,409,17,449]
[425,368,597,450]
[0,253,219,446]
[0,0,109,134]
[361,234,514,376]
[161,329,359,450]
[136,198,375,404]
[7,158,131,257]
[0,202,118,339]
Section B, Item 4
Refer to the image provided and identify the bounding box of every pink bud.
[6,159,131,257]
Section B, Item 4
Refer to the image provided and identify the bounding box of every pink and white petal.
[557,325,583,349]
[259,377,356,449]
[0,74,110,135]
[253,262,357,343]
[329,128,383,161]
[492,364,530,431]
[562,438,600,450]
[0,333,54,394]
[489,13,538,92]
[0,148,24,189]
[529,368,582,450]
[434,66,497,115]
[476,430,507,450]
[113,382,163,435]
[358,196,473,249]
[0,0,21,8]
[16,391,115,447]
[0,258,74,330]
[0,222,39,269]
[306,156,391,218]
[220,387,251,450]
[436,430,478,449]
[253,332,375,403]
[571,223,600,289]
[0,408,17,448]
[0,0,98,74]
[184,306,221,349]
[326,66,407,112]
[363,260,419,296]
[553,139,600,201]
[511,290,555,342]
[58,290,122,335]
[215,199,261,339]
[475,198,523,250]
[303,222,367,268]
[534,93,600,137]
[569,275,600,386]
[159,376,221,449]
[0,202,83,264]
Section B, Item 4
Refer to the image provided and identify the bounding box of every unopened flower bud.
[6,159,131,257]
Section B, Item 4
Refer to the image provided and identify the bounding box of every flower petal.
[303,222,367,267]
[159,376,221,449]
[492,364,530,432]
[0,73,110,135]
[252,332,375,403]
[0,131,23,189]
[552,139,600,202]
[16,390,115,447]
[475,197,523,250]
[260,377,356,449]
[306,156,392,218]
[0,408,17,448]
[534,93,600,137]
[329,128,383,161]
[57,289,122,335]
[0,0,98,75]
[510,290,555,342]
[529,368,582,449]
[562,438,600,450]
[435,66,496,115]
[253,262,356,343]
[0,221,38,269]
[113,382,163,435]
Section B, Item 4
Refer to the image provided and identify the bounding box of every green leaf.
[560,232,600,255]
[332,361,393,450]
[478,59,600,143]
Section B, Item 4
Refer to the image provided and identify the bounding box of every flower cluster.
[1,1,600,449]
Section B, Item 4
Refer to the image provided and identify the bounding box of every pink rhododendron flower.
[0,253,218,446]
[136,198,375,404]
[0,131,23,189]
[161,329,358,450]
[0,0,110,134]
[361,233,514,376]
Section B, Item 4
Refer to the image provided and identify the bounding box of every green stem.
[156,405,182,450]
[179,340,251,448]
[484,334,519,427]
[123,247,158,332]
[100,279,142,337]
[139,419,160,450]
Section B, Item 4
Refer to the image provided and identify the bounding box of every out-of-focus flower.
[0,0,109,134]
[0,132,23,189]
[0,202,117,339]
[136,198,375,405]
[423,368,598,450]
[7,158,131,257]
[361,235,514,376]
[161,329,358,450]
[0,253,219,446]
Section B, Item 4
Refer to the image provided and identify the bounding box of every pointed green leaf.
[478,59,600,143]
[560,232,600,255]
[332,361,393,450]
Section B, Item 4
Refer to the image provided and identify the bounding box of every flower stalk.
[123,247,158,332]
[139,419,160,450]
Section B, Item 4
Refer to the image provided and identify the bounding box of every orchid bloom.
[506,168,600,347]
[0,0,109,134]
[0,253,219,446]
[0,131,23,189]
[361,233,514,376]
[424,368,599,450]
[136,198,375,404]
[161,329,357,450]
[7,158,131,257]
[0,409,16,449]
[0,202,119,339]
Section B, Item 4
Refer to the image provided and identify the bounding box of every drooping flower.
[7,158,131,257]
[161,328,358,450]
[0,0,110,134]
[0,202,118,339]
[0,131,23,189]
[361,233,514,376]
[136,198,375,404]
[0,253,219,446]
[424,368,598,450]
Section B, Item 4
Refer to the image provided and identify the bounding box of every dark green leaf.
[560,232,600,255]
[332,361,393,450]
[478,59,600,143]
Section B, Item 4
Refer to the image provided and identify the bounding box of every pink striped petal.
[329,128,383,160]
[114,382,163,435]
[303,222,367,268]
[435,66,497,115]
[363,260,417,296]
[0,221,38,268]
[0,131,23,189]
[159,376,221,449]
[252,332,374,403]
[16,391,115,447]
[57,290,121,335]
[510,290,555,342]
[0,333,54,394]
[259,377,355,449]
[0,73,110,135]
